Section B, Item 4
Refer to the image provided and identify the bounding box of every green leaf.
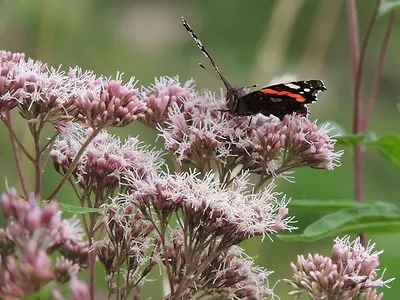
[335,133,400,168]
[336,134,365,147]
[367,134,400,168]
[379,1,400,17]
[279,202,400,242]
[336,133,377,147]
[58,203,103,214]
[289,199,358,211]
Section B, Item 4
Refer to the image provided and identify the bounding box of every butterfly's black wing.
[234,80,326,120]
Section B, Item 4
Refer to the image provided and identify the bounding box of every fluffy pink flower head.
[159,90,239,166]
[125,171,295,240]
[0,188,87,255]
[161,239,275,299]
[0,50,92,121]
[74,74,147,127]
[51,126,163,194]
[285,236,394,300]
[1,188,59,236]
[236,114,343,174]
[0,50,27,114]
[54,257,80,284]
[69,277,89,300]
[0,188,89,298]
[67,67,100,95]
[200,246,275,299]
[158,85,342,178]
[93,198,156,297]
[141,76,197,127]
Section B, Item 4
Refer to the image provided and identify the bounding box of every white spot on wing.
[285,83,300,89]
[303,88,311,92]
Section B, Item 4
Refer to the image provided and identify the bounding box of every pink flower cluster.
[125,171,294,240]
[155,85,342,177]
[196,246,274,299]
[94,198,157,298]
[0,51,26,113]
[238,115,342,172]
[285,236,394,299]
[74,76,146,127]
[0,49,354,299]
[51,128,163,195]
[0,188,89,299]
[162,238,275,299]
[0,50,84,119]
[140,76,196,127]
[0,50,148,129]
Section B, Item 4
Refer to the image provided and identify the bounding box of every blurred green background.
[0,0,399,298]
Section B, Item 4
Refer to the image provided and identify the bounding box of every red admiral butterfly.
[182,17,326,120]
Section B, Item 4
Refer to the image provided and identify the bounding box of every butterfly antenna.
[182,17,232,90]
[200,61,257,92]
[198,63,224,81]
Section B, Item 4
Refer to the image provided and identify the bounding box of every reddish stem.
[353,0,380,133]
[346,0,387,247]
[346,0,363,203]
[363,11,396,130]
[2,119,34,162]
[89,245,96,300]
[346,0,360,91]
[4,113,29,198]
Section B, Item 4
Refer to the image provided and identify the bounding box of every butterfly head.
[225,86,247,114]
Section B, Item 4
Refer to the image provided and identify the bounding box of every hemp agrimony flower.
[161,237,275,299]
[51,126,163,199]
[74,75,147,128]
[141,76,196,127]
[94,197,157,299]
[0,188,89,298]
[0,51,89,124]
[285,236,394,299]
[2,47,392,300]
[158,87,343,182]
[118,171,293,299]
[124,171,294,240]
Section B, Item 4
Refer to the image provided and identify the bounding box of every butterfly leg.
[247,116,253,127]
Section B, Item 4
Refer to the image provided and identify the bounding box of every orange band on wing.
[260,88,306,102]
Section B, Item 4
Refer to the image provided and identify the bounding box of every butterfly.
[182,17,326,120]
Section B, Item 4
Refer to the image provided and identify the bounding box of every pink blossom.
[140,76,196,127]
[157,87,342,178]
[285,236,394,299]
[125,171,295,239]
[51,127,163,195]
[0,188,89,298]
[161,237,275,299]
[74,75,147,127]
[0,50,91,120]
[69,277,90,300]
